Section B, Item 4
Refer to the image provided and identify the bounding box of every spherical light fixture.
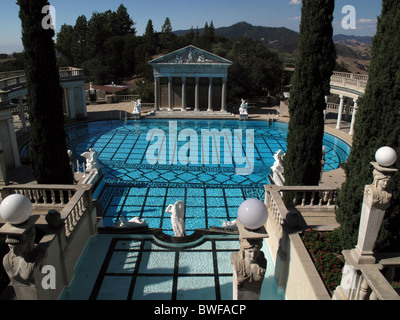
[237,198,268,230]
[0,194,32,225]
[375,146,397,167]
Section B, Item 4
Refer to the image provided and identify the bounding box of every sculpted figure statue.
[166,200,186,237]
[231,238,266,300]
[366,169,393,208]
[81,148,100,172]
[239,99,248,115]
[132,99,142,115]
[272,149,284,171]
[115,216,147,228]
[3,226,44,288]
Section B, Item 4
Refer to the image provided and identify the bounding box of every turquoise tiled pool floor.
[61,234,285,300]
[65,119,350,234]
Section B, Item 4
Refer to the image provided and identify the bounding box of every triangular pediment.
[149,45,232,65]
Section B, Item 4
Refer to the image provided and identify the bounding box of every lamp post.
[333,147,398,300]
[231,198,268,300]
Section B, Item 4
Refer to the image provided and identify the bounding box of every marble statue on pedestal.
[132,99,142,115]
[166,200,186,237]
[231,237,267,300]
[270,149,285,186]
[81,148,100,172]
[239,99,248,115]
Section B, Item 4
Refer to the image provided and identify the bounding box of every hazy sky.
[0,0,382,54]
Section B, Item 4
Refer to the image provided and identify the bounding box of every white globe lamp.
[375,147,397,167]
[0,194,32,225]
[237,198,268,230]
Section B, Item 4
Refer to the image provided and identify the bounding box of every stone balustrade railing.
[264,185,337,236]
[0,67,85,91]
[0,183,92,239]
[330,71,368,95]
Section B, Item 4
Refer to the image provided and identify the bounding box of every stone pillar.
[350,161,398,265]
[194,77,200,112]
[221,77,227,112]
[207,77,213,112]
[81,86,88,118]
[68,87,76,119]
[349,99,358,136]
[154,77,160,110]
[232,221,267,300]
[18,97,27,133]
[7,118,21,167]
[333,148,398,300]
[336,95,344,129]
[181,77,187,112]
[168,77,173,112]
[0,142,8,185]
[0,215,45,300]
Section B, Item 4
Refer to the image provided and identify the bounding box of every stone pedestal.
[0,215,45,300]
[231,220,268,300]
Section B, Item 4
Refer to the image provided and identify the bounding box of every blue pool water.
[60,234,285,300]
[66,119,350,234]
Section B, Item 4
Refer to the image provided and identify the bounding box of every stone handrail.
[0,183,92,238]
[0,67,85,91]
[330,71,368,95]
[264,185,338,236]
[359,265,400,300]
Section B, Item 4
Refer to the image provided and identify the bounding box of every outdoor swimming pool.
[65,119,350,235]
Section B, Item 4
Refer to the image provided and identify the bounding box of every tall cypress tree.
[283,0,336,187]
[336,1,400,251]
[18,0,73,184]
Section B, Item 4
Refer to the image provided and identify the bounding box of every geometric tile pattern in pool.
[84,235,285,300]
[65,119,350,234]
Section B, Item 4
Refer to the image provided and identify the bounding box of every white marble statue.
[272,149,284,172]
[239,99,248,115]
[114,216,147,228]
[132,99,142,115]
[166,200,186,237]
[222,219,237,229]
[80,148,100,172]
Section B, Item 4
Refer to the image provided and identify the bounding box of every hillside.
[175,22,373,74]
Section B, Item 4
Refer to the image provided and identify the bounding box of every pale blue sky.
[1,0,382,54]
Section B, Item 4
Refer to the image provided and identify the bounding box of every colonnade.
[334,94,358,136]
[154,75,228,113]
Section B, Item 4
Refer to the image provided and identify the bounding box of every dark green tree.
[226,38,282,107]
[336,1,400,251]
[17,0,73,184]
[283,0,336,187]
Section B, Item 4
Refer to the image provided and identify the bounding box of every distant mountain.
[174,22,373,74]
[333,34,373,46]
[174,21,300,53]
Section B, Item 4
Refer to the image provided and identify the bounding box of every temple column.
[194,77,200,112]
[207,77,213,112]
[221,77,227,112]
[68,87,76,119]
[181,76,187,112]
[168,76,173,112]
[336,95,345,130]
[18,96,27,133]
[154,77,160,110]
[7,118,21,167]
[349,99,358,136]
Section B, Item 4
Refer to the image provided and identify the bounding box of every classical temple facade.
[149,45,232,113]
